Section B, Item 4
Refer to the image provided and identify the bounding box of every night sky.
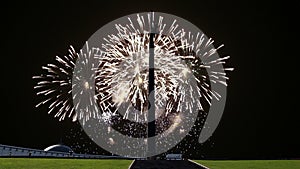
[1,0,299,159]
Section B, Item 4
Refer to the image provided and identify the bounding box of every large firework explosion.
[33,12,233,157]
[33,46,77,121]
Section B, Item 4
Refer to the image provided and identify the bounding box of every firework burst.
[33,13,233,124]
[33,46,77,121]
[33,44,99,123]
[34,13,233,157]
[94,13,233,125]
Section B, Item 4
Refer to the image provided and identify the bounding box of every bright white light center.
[84,81,90,90]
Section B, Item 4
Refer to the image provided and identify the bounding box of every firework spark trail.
[71,43,103,125]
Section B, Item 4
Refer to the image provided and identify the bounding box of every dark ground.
[129,160,206,169]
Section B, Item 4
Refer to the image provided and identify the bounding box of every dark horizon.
[1,0,299,159]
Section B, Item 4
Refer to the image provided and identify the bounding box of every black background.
[1,0,299,159]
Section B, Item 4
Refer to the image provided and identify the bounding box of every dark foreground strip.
[129,159,208,169]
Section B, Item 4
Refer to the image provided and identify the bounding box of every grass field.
[0,158,299,169]
[0,158,132,169]
[195,160,300,169]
